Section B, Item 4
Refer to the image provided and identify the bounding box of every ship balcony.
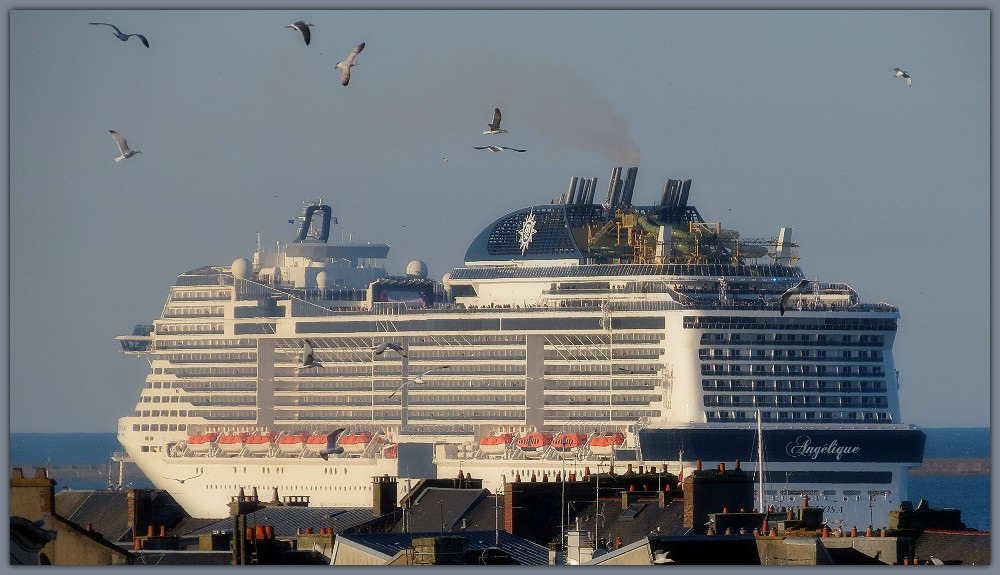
[116,324,154,354]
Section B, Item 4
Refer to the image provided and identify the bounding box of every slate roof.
[915,530,991,565]
[55,490,131,543]
[54,489,189,544]
[403,488,489,533]
[185,507,378,538]
[130,550,233,565]
[336,530,548,565]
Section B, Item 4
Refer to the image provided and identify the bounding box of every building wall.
[41,519,131,566]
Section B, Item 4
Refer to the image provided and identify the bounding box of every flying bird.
[108,130,142,162]
[286,21,314,45]
[388,366,450,398]
[891,67,912,87]
[89,22,149,47]
[296,339,323,370]
[335,42,365,86]
[319,428,346,460]
[474,146,526,153]
[167,471,203,484]
[373,342,406,357]
[483,107,508,135]
[778,279,814,316]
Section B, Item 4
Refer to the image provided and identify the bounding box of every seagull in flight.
[474,146,527,153]
[319,428,346,460]
[90,22,149,47]
[108,130,142,162]
[167,471,203,484]
[778,279,814,316]
[388,366,450,398]
[483,107,508,135]
[296,339,323,371]
[373,342,406,357]
[891,67,912,87]
[335,42,365,86]
[286,21,315,45]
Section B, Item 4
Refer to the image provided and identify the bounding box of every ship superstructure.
[117,168,924,525]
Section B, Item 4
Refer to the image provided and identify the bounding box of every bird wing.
[350,42,365,58]
[373,342,389,355]
[301,339,314,365]
[326,428,346,449]
[128,33,149,47]
[338,64,352,86]
[904,75,912,87]
[109,130,130,155]
[387,382,407,398]
[387,342,406,357]
[90,22,123,35]
[474,146,501,152]
[490,107,502,130]
[505,147,527,152]
[294,22,312,45]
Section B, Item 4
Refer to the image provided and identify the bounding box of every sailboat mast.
[756,409,765,513]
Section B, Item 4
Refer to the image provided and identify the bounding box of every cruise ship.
[116,166,925,526]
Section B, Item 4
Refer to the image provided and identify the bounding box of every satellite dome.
[231,258,251,280]
[406,259,429,278]
[316,271,329,290]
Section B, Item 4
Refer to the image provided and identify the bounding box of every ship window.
[141,446,149,452]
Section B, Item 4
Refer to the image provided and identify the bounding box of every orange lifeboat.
[244,433,275,454]
[304,434,330,454]
[588,433,625,456]
[186,433,217,453]
[552,433,588,453]
[339,432,374,455]
[277,432,309,453]
[516,433,553,457]
[383,443,398,459]
[217,433,248,454]
[479,433,513,456]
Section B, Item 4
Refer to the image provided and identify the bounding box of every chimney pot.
[735,459,741,470]
[266,525,274,539]
[802,495,809,508]
[147,525,154,537]
[466,472,471,480]
[718,462,725,473]
[160,525,166,536]
[87,523,94,532]
[696,460,702,471]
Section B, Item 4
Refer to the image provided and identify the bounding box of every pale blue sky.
[9,9,989,432]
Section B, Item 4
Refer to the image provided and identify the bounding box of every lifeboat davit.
[277,432,309,453]
[516,433,553,457]
[383,443,398,459]
[588,433,625,456]
[244,433,275,454]
[217,433,247,454]
[339,432,374,455]
[552,433,588,453]
[479,433,513,456]
[186,433,217,453]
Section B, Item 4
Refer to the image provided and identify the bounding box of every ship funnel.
[605,167,623,210]
[678,179,692,208]
[586,178,598,204]
[621,167,638,207]
[576,178,591,205]
[566,177,579,205]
